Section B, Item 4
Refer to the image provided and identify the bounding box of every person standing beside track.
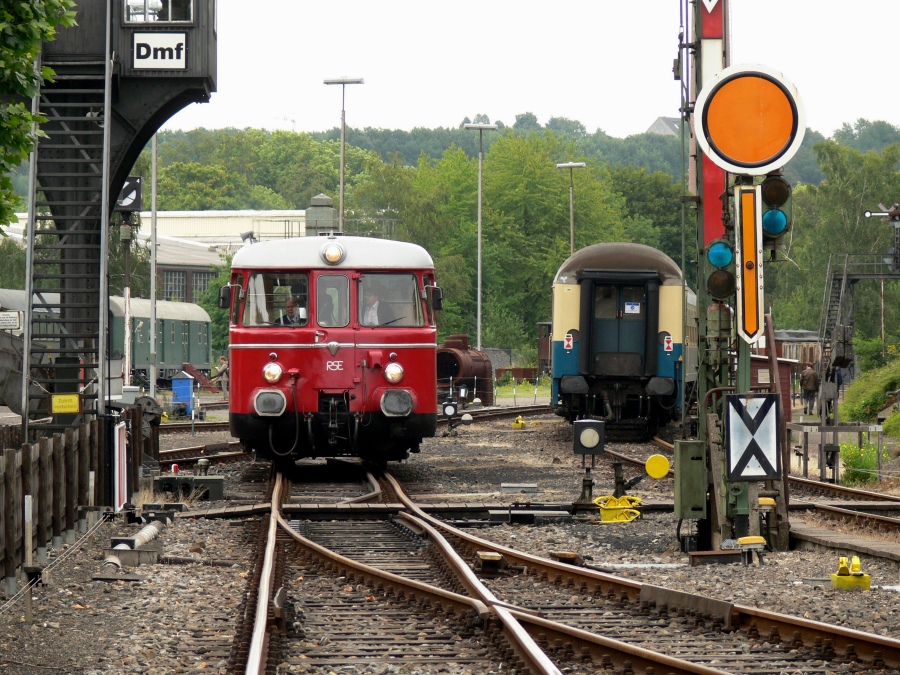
[799,363,819,416]
[216,355,229,401]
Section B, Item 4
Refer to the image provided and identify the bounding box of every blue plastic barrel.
[171,372,195,415]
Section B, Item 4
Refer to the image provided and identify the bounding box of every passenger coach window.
[242,273,309,327]
[125,0,193,22]
[358,273,424,327]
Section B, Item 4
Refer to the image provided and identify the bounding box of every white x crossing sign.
[725,393,781,481]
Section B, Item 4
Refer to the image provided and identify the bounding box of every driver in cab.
[274,297,306,326]
[361,286,395,326]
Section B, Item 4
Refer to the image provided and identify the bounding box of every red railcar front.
[223,235,441,463]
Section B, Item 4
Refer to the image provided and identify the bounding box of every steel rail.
[273,511,490,619]
[383,472,900,670]
[813,503,900,530]
[397,512,562,675]
[788,474,900,503]
[507,609,730,675]
[244,472,281,675]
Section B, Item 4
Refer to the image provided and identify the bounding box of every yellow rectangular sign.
[734,184,763,344]
[50,394,82,415]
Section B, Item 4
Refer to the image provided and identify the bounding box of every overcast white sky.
[163,1,898,139]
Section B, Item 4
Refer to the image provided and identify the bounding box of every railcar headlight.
[383,362,404,383]
[263,362,283,383]
[321,242,345,265]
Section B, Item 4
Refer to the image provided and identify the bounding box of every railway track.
[220,463,900,674]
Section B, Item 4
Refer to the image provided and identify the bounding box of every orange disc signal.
[694,64,805,176]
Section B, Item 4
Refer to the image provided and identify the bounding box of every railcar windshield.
[242,273,309,327]
[358,273,424,327]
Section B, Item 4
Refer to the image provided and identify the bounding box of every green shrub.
[839,442,887,486]
[840,358,900,421]
[854,336,900,372]
[883,411,900,437]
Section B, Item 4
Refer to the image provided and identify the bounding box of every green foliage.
[0,237,26,289]
[853,335,900,372]
[119,117,900,357]
[839,441,886,486]
[0,0,77,229]
[839,358,900,422]
[766,140,900,331]
[833,119,900,154]
[882,412,900,438]
[196,254,232,356]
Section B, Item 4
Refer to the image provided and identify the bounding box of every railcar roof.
[231,235,435,270]
[553,242,683,285]
[110,297,211,322]
[0,289,210,322]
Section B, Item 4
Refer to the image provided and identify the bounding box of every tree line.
[3,106,899,363]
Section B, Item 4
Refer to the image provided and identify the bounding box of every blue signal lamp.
[707,240,734,268]
[706,239,736,299]
[763,208,788,237]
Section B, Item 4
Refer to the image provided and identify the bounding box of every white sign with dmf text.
[132,32,187,69]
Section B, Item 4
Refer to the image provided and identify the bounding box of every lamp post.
[324,77,364,232]
[556,162,586,255]
[464,123,498,351]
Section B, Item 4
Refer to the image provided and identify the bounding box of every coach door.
[581,273,659,378]
[592,283,646,376]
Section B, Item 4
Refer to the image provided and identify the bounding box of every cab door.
[308,273,358,398]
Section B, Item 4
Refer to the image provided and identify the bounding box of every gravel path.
[1,414,899,673]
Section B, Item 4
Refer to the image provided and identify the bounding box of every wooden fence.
[0,405,156,590]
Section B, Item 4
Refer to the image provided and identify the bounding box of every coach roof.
[231,235,434,270]
[553,242,683,286]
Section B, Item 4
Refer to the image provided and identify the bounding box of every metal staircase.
[818,255,852,371]
[818,250,900,373]
[23,56,108,435]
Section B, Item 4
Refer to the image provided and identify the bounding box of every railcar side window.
[242,273,309,327]
[317,274,349,327]
[358,274,424,327]
[125,0,193,22]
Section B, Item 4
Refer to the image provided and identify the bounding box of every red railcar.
[221,234,442,464]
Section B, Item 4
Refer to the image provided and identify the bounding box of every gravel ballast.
[1,414,899,673]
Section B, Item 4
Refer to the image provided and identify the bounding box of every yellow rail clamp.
[645,454,671,479]
[593,495,643,523]
[511,416,525,430]
[832,555,870,591]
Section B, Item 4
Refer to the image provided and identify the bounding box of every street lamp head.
[556,162,587,169]
[464,123,499,131]
[324,77,364,85]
